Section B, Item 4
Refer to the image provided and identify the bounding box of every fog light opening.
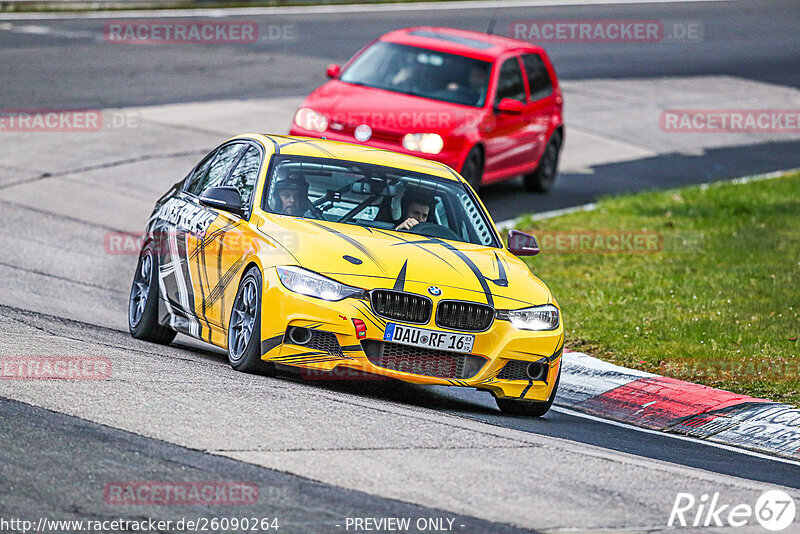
[526,361,546,381]
[288,326,313,345]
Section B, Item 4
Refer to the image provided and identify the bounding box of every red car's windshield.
[340,41,491,107]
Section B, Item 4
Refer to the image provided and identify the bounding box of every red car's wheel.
[461,147,483,190]
[524,133,562,193]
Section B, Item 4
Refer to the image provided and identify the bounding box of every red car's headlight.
[402,133,444,154]
[294,108,328,133]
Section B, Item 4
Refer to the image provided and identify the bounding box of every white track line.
[0,0,739,20]
[495,202,597,230]
[551,405,800,467]
[495,167,800,230]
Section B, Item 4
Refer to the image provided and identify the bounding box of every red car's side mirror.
[495,98,524,114]
[507,229,539,256]
[326,64,341,79]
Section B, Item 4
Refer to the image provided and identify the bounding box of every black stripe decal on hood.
[373,229,458,272]
[388,236,495,307]
[307,220,387,274]
[393,260,408,291]
[490,252,509,287]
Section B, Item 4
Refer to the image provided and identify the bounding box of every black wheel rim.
[129,250,152,328]
[229,276,258,361]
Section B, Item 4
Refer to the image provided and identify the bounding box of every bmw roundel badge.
[428,286,442,296]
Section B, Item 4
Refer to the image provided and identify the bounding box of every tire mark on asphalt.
[211,445,540,453]
[0,304,205,366]
[0,149,208,191]
[0,260,125,295]
[0,197,134,232]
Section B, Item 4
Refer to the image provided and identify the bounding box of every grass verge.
[517,172,800,405]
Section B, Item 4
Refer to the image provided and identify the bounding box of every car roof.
[380,26,545,61]
[237,134,462,182]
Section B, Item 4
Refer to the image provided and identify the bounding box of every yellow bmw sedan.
[128,135,564,416]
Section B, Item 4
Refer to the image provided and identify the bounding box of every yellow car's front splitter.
[258,271,564,402]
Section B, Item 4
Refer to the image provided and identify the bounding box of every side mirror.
[199,186,245,217]
[507,229,539,256]
[495,98,524,115]
[326,64,341,79]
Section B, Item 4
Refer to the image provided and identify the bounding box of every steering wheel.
[406,222,461,241]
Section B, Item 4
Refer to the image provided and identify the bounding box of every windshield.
[263,155,499,247]
[340,41,491,108]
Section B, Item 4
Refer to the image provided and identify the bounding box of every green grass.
[516,173,800,405]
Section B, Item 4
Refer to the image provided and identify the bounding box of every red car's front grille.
[337,124,402,144]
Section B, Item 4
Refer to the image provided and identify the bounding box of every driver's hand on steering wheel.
[395,218,419,231]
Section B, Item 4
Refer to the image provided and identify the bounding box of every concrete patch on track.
[563,76,800,155]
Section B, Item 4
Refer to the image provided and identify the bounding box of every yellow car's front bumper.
[258,270,563,402]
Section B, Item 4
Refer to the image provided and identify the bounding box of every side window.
[184,151,216,196]
[495,57,525,105]
[522,54,553,102]
[433,197,449,228]
[224,145,262,206]
[186,143,244,197]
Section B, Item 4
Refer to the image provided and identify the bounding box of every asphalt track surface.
[0,398,534,534]
[2,1,800,532]
[2,0,800,107]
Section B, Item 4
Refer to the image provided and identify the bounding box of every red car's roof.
[380,26,544,61]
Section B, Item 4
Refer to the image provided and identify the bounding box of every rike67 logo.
[669,490,796,531]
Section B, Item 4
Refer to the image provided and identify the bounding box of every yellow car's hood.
[265,216,551,310]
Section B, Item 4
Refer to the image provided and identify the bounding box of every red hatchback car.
[290,27,564,192]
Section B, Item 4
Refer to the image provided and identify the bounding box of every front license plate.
[383,323,474,354]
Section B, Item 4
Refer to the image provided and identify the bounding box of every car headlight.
[276,266,363,301]
[293,108,328,133]
[402,133,443,154]
[499,304,560,331]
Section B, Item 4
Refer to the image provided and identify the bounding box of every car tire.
[128,245,177,345]
[227,266,276,376]
[461,147,483,190]
[523,133,561,193]
[495,363,561,417]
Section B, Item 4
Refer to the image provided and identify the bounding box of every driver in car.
[395,190,436,231]
[446,64,487,105]
[273,173,310,217]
